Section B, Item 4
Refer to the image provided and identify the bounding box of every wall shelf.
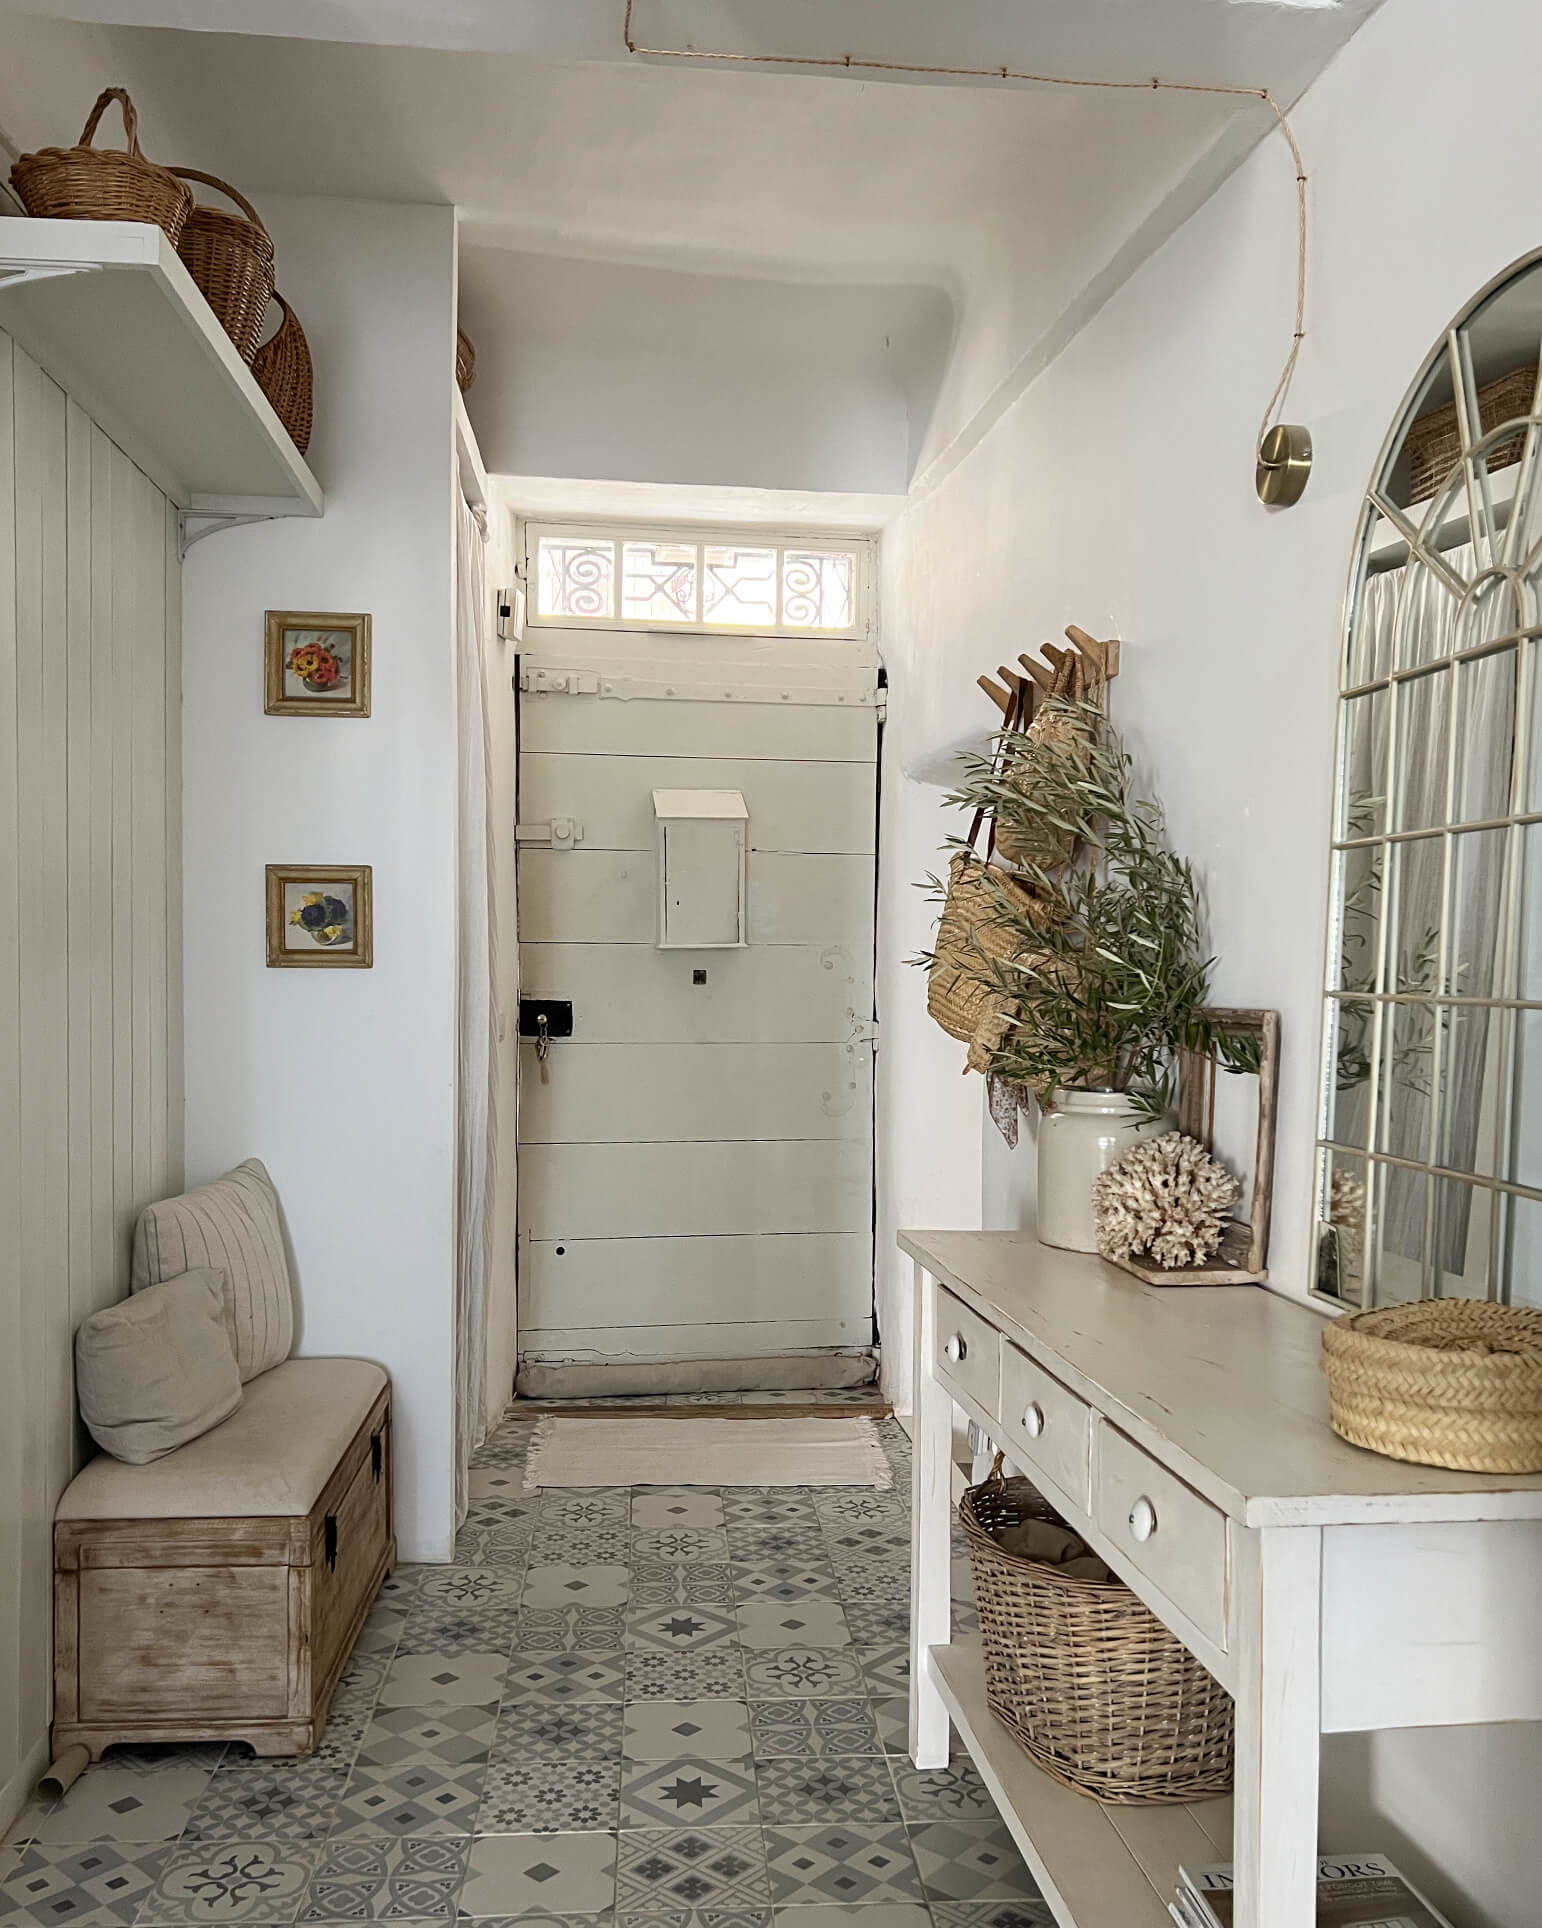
[929,1640,1231,1927]
[0,216,323,521]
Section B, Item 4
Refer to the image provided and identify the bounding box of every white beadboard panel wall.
[0,330,181,1837]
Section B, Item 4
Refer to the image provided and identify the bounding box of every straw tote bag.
[994,654,1089,873]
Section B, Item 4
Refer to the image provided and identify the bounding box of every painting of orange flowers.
[264,610,371,716]
[266,865,372,968]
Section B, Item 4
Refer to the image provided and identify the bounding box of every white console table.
[904,1229,1542,1928]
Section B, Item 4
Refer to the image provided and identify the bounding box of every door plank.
[520,694,875,762]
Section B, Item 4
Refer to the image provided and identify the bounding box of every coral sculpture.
[1092,1131,1240,1270]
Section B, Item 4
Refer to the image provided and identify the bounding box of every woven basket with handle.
[456,329,476,393]
[927,851,1056,1048]
[1322,1298,1542,1472]
[171,168,275,364]
[961,1460,1234,1803]
[1404,365,1538,503]
[252,293,313,457]
[10,88,193,241]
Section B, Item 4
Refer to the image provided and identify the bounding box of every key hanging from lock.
[534,1011,551,1085]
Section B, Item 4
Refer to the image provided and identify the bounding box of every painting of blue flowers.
[265,864,373,968]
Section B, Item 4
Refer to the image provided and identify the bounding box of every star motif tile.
[623,1700,752,1762]
[630,1489,725,1530]
[516,1605,628,1652]
[763,1826,921,1906]
[631,1528,730,1565]
[520,1563,632,1610]
[301,1833,467,1922]
[619,1758,760,1829]
[458,1829,616,1919]
[503,1651,629,1703]
[742,1648,865,1699]
[477,1757,620,1834]
[625,1604,739,1654]
[179,1762,348,1842]
[907,1822,1042,1902]
[493,1701,626,1762]
[615,1828,768,1914]
[755,1756,899,1825]
[735,1602,850,1651]
[0,1841,169,1927]
[138,1837,325,1924]
[626,1650,746,1702]
[748,1698,880,1759]
[332,1756,487,1835]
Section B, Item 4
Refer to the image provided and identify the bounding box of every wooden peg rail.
[978,625,1121,720]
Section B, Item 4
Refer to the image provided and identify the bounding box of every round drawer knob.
[1022,1402,1045,1439]
[1128,1496,1158,1543]
[944,1333,967,1364]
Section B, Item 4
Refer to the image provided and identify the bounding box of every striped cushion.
[131,1160,295,1381]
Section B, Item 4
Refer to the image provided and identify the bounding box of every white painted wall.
[875,2,1542,1919]
[0,331,181,1836]
[181,196,459,1563]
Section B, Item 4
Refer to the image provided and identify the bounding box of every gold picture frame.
[264,610,371,717]
[266,865,373,968]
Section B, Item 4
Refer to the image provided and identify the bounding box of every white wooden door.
[515,628,878,1365]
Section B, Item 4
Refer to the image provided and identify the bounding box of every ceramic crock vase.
[1037,1088,1171,1253]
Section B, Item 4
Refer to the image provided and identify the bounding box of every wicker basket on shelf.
[960,1460,1234,1804]
[1322,1298,1542,1473]
[171,169,275,364]
[1404,365,1538,502]
[9,88,193,241]
[456,328,476,393]
[252,293,313,456]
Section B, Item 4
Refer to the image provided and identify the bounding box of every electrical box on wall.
[652,789,748,949]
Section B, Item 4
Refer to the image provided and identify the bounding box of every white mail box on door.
[653,788,748,949]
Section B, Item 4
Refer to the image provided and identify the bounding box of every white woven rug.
[521,1415,893,1490]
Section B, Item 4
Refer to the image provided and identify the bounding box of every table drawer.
[934,1285,1000,1421]
[999,1342,1092,1512]
[1094,1423,1228,1649]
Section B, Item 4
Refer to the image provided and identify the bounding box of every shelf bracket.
[0,260,100,290]
[177,510,277,559]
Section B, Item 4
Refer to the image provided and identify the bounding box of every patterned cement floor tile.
[812,1491,909,1526]
[332,1757,487,1836]
[31,1759,215,1843]
[761,1827,921,1907]
[819,1524,911,1564]
[503,1652,628,1704]
[747,1700,879,1760]
[138,1838,325,1924]
[905,1823,1041,1903]
[540,1491,632,1527]
[458,1831,617,1920]
[616,1911,766,1928]
[618,1759,759,1830]
[301,1834,468,1922]
[871,1699,912,1755]
[520,1565,632,1612]
[625,1652,746,1703]
[857,1646,910,1698]
[630,1529,730,1567]
[415,1569,526,1613]
[0,1840,169,1927]
[722,1530,827,1570]
[622,1702,751,1763]
[400,1605,522,1657]
[624,1606,739,1655]
[356,1705,499,1769]
[629,1491,725,1532]
[724,1566,838,1606]
[464,1494,540,1528]
[531,1527,635,1567]
[469,1466,529,1499]
[927,1900,1057,1928]
[774,1907,928,1928]
[887,1761,1000,1822]
[718,1493,819,1526]
[741,1650,865,1700]
[379,1651,512,1708]
[734,1604,849,1652]
[456,1527,537,1569]
[842,1603,910,1652]
[629,1566,734,1609]
[180,1763,349,1842]
[477,1758,620,1834]
[754,1757,899,1826]
[614,1829,768,1915]
[493,1703,626,1762]
[834,1566,908,1609]
[516,1607,628,1653]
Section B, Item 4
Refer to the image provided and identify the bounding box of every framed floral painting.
[266,865,373,968]
[264,611,371,716]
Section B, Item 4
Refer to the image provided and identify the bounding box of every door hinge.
[324,1512,338,1570]
[515,817,584,849]
[850,1017,880,1049]
[520,666,600,696]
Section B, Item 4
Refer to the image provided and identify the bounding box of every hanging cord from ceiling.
[621,0,1309,457]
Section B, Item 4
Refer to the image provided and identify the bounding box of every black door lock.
[519,999,573,1038]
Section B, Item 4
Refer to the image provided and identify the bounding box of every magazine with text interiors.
[1177,1853,1458,1928]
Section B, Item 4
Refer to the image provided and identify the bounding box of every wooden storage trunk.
[53,1359,393,1760]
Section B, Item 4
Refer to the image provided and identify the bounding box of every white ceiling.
[0,1,1384,493]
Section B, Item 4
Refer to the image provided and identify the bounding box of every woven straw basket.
[961,1463,1234,1804]
[927,852,1054,1048]
[456,329,477,393]
[1405,365,1538,503]
[1322,1299,1542,1473]
[995,703,1087,873]
[171,169,275,364]
[252,294,313,457]
[10,88,192,242]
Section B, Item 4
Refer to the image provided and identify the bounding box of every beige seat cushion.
[132,1159,294,1381]
[56,1358,388,1521]
[75,1270,243,1464]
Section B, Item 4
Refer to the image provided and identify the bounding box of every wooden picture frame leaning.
[264,610,371,717]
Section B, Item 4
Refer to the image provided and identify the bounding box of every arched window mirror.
[1316,251,1542,1308]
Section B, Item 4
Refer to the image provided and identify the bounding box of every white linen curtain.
[454,486,496,1526]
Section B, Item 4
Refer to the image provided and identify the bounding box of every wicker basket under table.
[960,1463,1234,1804]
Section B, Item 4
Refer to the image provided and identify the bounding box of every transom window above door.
[524,521,874,639]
